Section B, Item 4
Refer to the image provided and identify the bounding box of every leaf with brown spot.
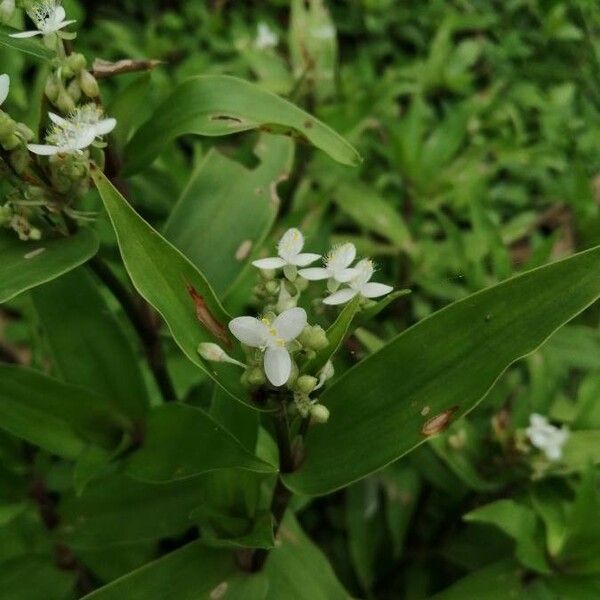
[187,284,231,349]
[421,406,459,437]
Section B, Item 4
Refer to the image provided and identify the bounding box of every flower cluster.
[199,228,394,423]
[526,413,569,461]
[10,0,75,39]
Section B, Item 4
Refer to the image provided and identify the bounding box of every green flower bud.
[265,280,279,294]
[56,89,76,114]
[10,146,30,174]
[2,132,20,151]
[296,375,317,395]
[66,53,87,74]
[295,277,309,292]
[0,112,14,138]
[293,392,312,417]
[0,204,12,225]
[260,268,276,281]
[44,75,61,103]
[310,404,330,424]
[29,227,42,241]
[67,79,82,103]
[298,325,329,351]
[15,123,34,142]
[245,366,266,387]
[79,70,100,98]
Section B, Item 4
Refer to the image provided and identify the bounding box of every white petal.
[9,30,42,38]
[264,347,292,386]
[352,259,375,288]
[55,6,67,22]
[48,112,69,126]
[252,256,286,269]
[323,288,358,305]
[360,282,393,299]
[335,268,359,283]
[228,316,267,348]
[290,252,321,267]
[73,127,97,150]
[94,118,117,136]
[27,144,60,155]
[273,307,306,342]
[0,74,9,106]
[298,267,329,281]
[278,228,304,261]
[53,19,76,31]
[328,242,356,271]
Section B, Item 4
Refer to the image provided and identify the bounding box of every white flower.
[28,105,116,156]
[0,74,9,106]
[252,228,320,271]
[10,1,75,38]
[229,307,307,387]
[323,259,393,305]
[526,414,569,461]
[299,242,358,287]
[255,22,279,49]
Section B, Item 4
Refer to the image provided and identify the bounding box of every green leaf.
[0,365,128,460]
[0,229,98,304]
[126,404,276,483]
[284,246,600,495]
[164,134,294,297]
[80,541,268,600]
[332,181,413,251]
[61,474,211,548]
[354,289,411,327]
[124,75,361,174]
[303,296,361,375]
[464,500,550,573]
[91,168,253,409]
[31,267,149,420]
[0,25,54,60]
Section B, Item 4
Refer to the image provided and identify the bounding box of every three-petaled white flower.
[255,22,279,49]
[10,1,75,38]
[229,307,307,387]
[0,74,9,107]
[526,414,569,461]
[323,258,393,305]
[299,242,358,288]
[252,228,320,271]
[28,105,116,156]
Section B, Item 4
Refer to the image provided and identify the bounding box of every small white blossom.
[28,105,116,156]
[198,343,245,368]
[10,1,75,38]
[526,414,569,461]
[255,22,279,49]
[252,228,320,271]
[299,242,358,287]
[0,74,9,106]
[323,259,393,305]
[229,307,307,387]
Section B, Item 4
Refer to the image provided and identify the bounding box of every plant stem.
[88,255,177,402]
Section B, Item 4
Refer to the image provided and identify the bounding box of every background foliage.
[2,0,600,598]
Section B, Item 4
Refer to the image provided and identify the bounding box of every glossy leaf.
[124,75,361,174]
[285,246,600,495]
[164,134,294,297]
[0,229,98,304]
[0,365,128,460]
[126,404,276,483]
[31,268,149,420]
[91,168,253,408]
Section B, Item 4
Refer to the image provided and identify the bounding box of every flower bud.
[295,277,309,292]
[296,375,318,395]
[198,343,228,362]
[283,264,297,281]
[66,53,87,74]
[0,204,12,225]
[0,112,14,138]
[2,132,20,150]
[310,404,330,424]
[246,366,266,387]
[67,79,82,103]
[10,146,30,174]
[260,268,276,281]
[265,280,279,294]
[79,71,100,98]
[44,75,61,103]
[298,325,329,351]
[56,89,76,114]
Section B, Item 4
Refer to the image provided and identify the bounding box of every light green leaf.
[285,246,600,495]
[126,404,276,483]
[0,365,129,460]
[164,134,294,297]
[124,75,360,174]
[0,228,98,304]
[0,25,54,60]
[31,267,149,420]
[91,168,253,409]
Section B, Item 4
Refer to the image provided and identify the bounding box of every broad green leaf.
[303,296,360,375]
[211,386,260,453]
[0,555,75,600]
[332,182,413,251]
[124,75,360,174]
[60,474,210,548]
[164,134,294,297]
[0,366,128,460]
[126,404,276,482]
[354,289,411,327]
[285,246,600,495]
[560,430,600,473]
[0,25,54,60]
[91,168,253,408]
[0,229,98,304]
[464,500,550,573]
[426,560,525,600]
[81,542,269,599]
[31,268,149,420]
